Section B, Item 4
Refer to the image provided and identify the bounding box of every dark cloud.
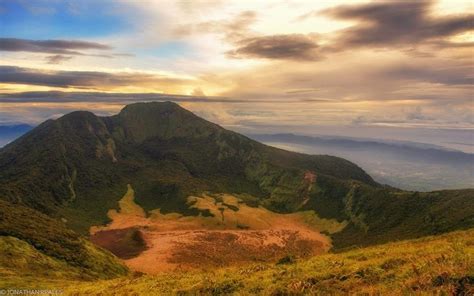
[227,34,320,60]
[321,0,474,48]
[45,55,73,64]
[0,38,112,55]
[176,11,326,61]
[381,64,474,85]
[0,90,324,104]
[0,91,215,103]
[0,66,186,89]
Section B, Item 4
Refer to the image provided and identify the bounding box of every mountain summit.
[0,102,472,249]
[113,101,221,143]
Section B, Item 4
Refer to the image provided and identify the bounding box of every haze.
[0,0,473,150]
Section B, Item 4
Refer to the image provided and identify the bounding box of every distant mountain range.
[249,133,474,191]
[0,124,33,147]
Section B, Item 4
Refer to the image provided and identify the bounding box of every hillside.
[3,229,473,295]
[0,199,128,282]
[0,102,472,253]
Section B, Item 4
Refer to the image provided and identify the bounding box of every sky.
[0,0,473,150]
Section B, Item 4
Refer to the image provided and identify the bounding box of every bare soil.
[90,227,147,260]
[90,186,331,274]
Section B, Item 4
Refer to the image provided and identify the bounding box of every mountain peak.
[113,101,219,143]
[119,101,183,115]
[59,110,98,122]
[4,100,473,257]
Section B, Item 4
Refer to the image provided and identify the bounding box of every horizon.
[0,0,473,149]
[1,99,474,153]
[1,99,472,192]
[1,2,474,293]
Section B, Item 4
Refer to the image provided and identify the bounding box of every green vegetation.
[0,102,471,250]
[331,185,474,249]
[3,229,472,295]
[0,236,79,280]
[297,210,348,234]
[0,102,374,231]
[0,102,472,294]
[0,199,128,281]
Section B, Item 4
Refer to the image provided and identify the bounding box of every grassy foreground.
[3,229,472,295]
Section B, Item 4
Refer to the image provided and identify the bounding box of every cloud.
[0,66,190,90]
[174,10,258,42]
[406,106,434,121]
[321,0,474,49]
[380,64,474,86]
[0,38,112,55]
[190,87,206,96]
[215,48,474,125]
[1,0,473,133]
[0,90,304,104]
[227,34,320,60]
[45,55,73,65]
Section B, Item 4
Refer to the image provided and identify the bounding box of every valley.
[90,184,332,273]
[0,102,472,294]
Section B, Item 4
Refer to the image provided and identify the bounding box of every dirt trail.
[90,186,332,274]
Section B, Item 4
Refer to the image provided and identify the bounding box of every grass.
[0,199,128,282]
[0,236,79,280]
[297,210,348,234]
[0,236,129,289]
[2,229,472,295]
[116,184,145,217]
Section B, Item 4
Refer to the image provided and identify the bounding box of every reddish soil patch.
[123,221,330,274]
[169,229,326,269]
[300,171,317,207]
[90,227,148,259]
[90,187,331,274]
[304,171,317,184]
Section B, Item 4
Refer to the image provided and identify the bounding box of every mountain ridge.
[0,101,472,251]
[250,133,474,191]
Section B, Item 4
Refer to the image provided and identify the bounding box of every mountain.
[249,133,474,191]
[0,101,473,254]
[0,102,373,229]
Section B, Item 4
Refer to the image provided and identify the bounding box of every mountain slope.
[0,102,373,226]
[0,101,472,249]
[6,229,473,295]
[0,199,128,280]
[330,185,474,249]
